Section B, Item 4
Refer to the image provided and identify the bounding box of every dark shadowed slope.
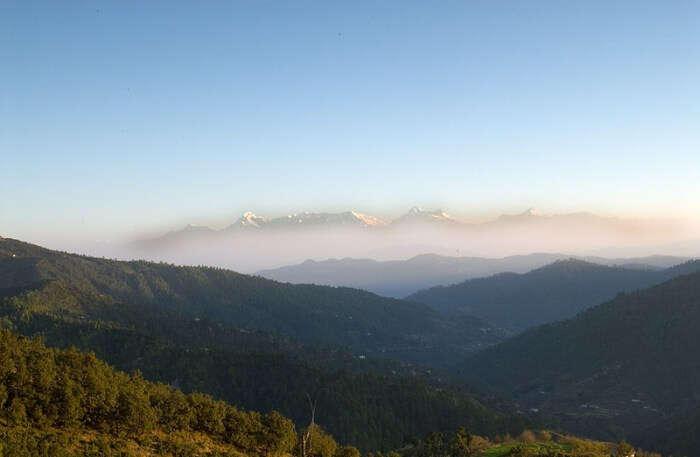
[463,269,700,447]
[0,237,526,450]
[634,406,700,457]
[408,258,700,331]
[0,237,503,367]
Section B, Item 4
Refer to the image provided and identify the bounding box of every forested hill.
[0,328,657,457]
[408,258,700,331]
[0,328,301,456]
[634,406,700,457]
[0,237,503,367]
[462,269,700,453]
[0,237,526,451]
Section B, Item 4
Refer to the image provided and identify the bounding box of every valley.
[2,236,699,455]
[5,3,699,455]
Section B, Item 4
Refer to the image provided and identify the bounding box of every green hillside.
[0,237,502,367]
[463,269,700,450]
[0,238,524,451]
[0,328,299,457]
[0,328,658,457]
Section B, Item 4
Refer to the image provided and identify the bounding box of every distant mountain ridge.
[258,253,688,298]
[408,258,700,331]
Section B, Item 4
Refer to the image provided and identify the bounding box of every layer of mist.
[67,209,700,274]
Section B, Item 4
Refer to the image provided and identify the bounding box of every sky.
[2,0,699,244]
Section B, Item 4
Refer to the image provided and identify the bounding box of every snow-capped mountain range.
[206,207,462,233]
[392,207,458,225]
[143,206,666,240]
[226,210,388,230]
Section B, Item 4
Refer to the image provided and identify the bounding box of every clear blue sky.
[2,1,699,242]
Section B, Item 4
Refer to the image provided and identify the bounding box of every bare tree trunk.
[301,392,317,457]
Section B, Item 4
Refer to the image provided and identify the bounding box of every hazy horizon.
[5,205,698,274]
[4,204,700,245]
[3,1,700,262]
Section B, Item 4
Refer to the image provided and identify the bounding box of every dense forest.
[0,328,300,456]
[0,237,502,368]
[1,237,696,456]
[0,327,657,457]
[634,406,700,457]
[0,238,525,451]
[463,269,700,452]
[408,259,700,331]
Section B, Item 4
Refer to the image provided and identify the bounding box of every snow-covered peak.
[223,208,456,231]
[393,207,458,225]
[350,211,388,227]
[232,211,268,229]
